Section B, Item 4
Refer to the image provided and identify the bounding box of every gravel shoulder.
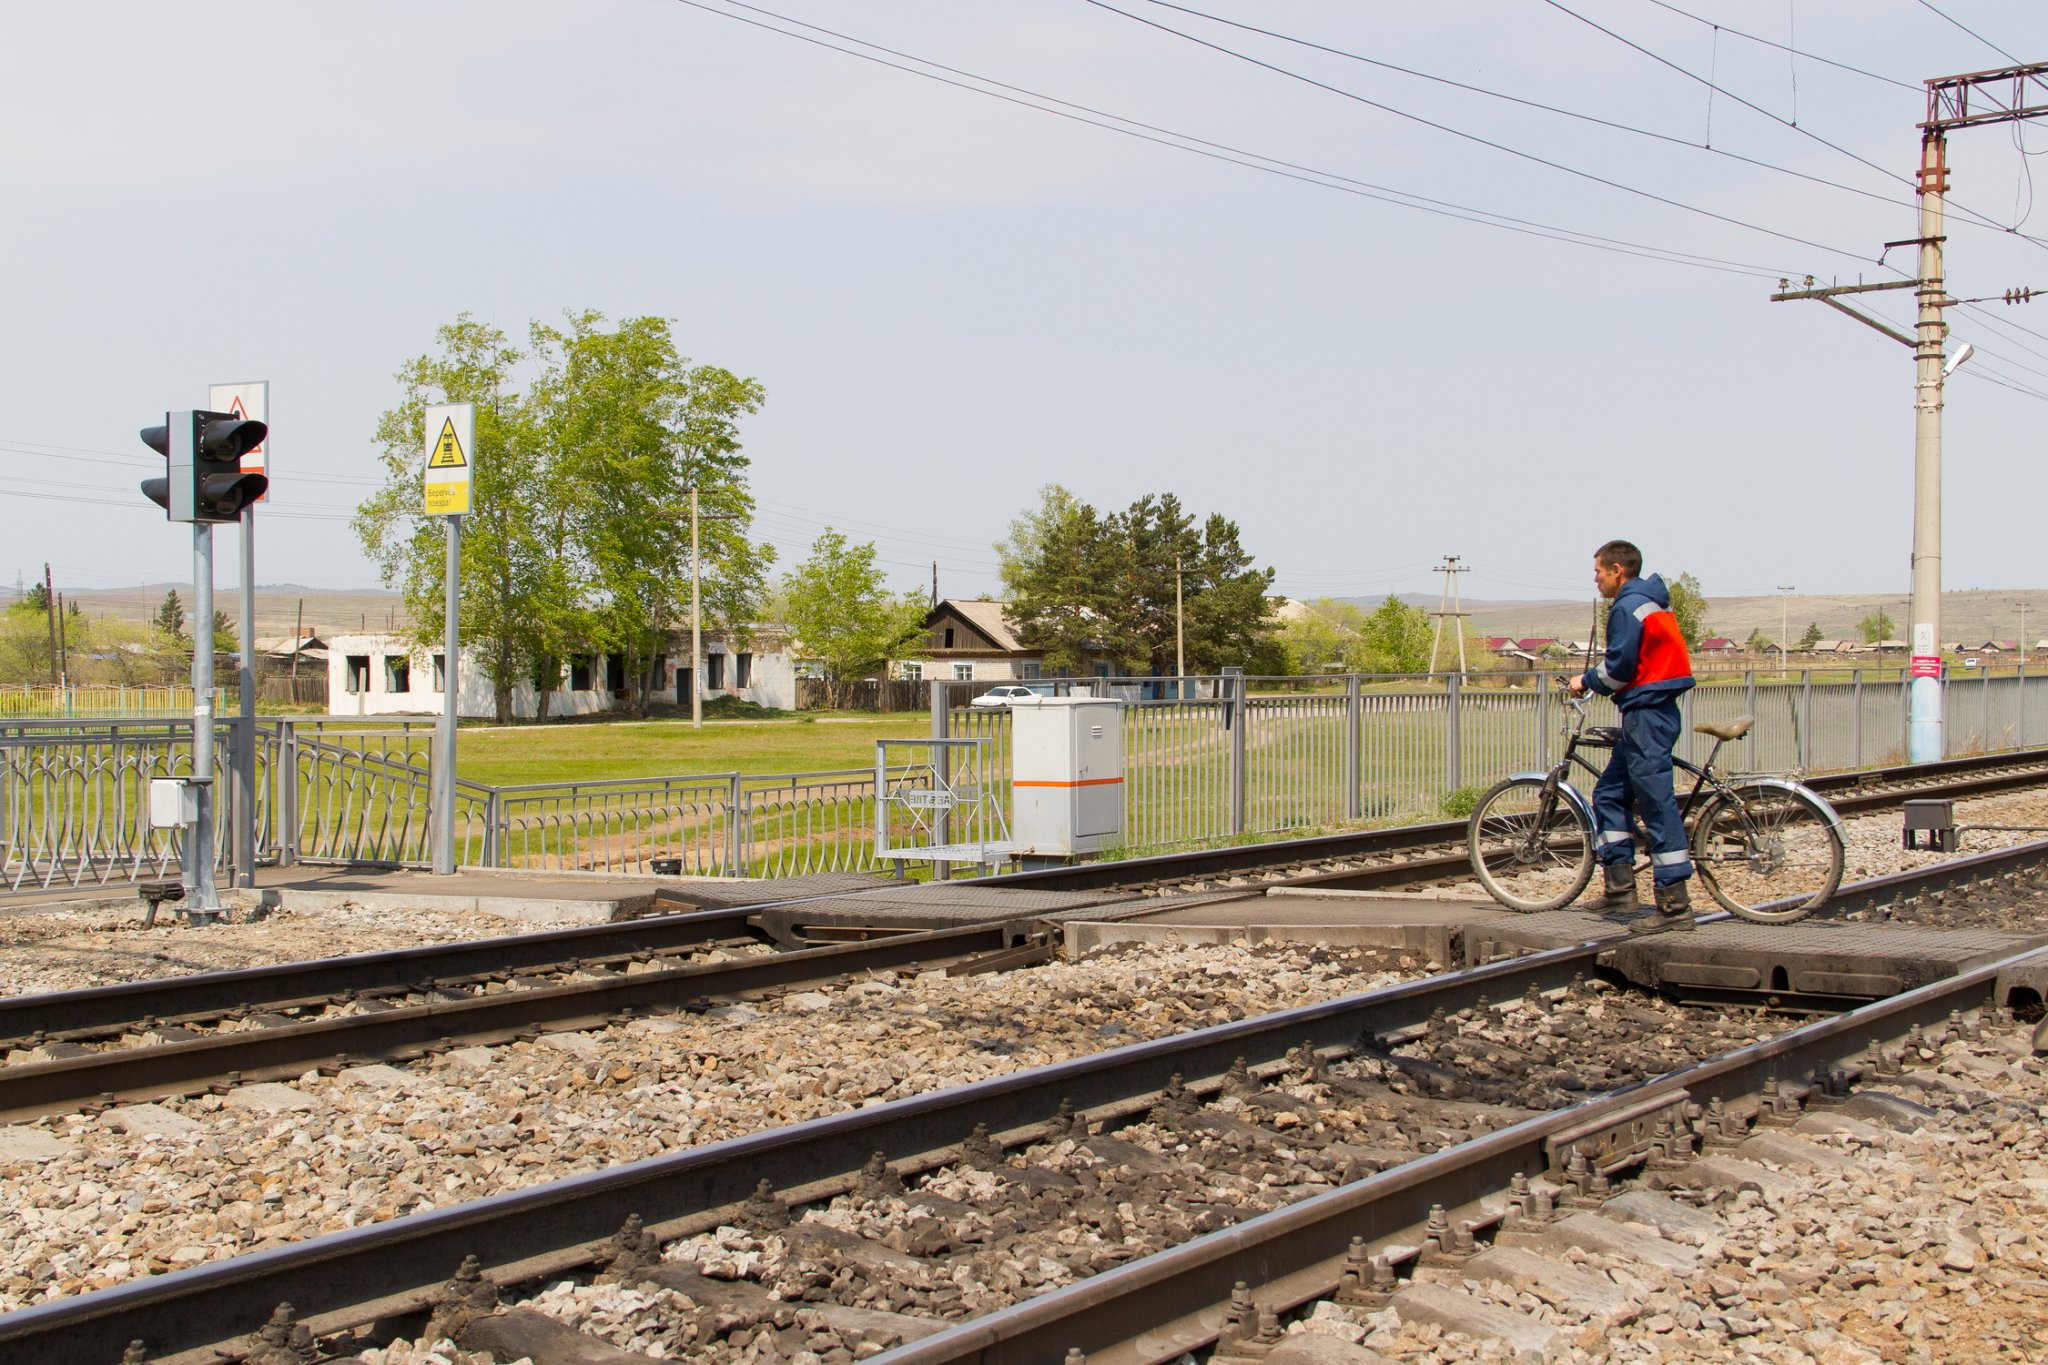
[0,941,1422,1312]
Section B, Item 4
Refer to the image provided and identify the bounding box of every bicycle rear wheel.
[1691,781,1844,922]
[1467,776,1596,912]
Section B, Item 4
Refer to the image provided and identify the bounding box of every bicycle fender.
[1725,777,1844,830]
[1506,772,1595,826]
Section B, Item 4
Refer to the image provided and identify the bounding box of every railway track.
[6,745,2046,1129]
[7,839,2043,1364]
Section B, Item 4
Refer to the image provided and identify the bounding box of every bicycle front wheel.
[1467,776,1596,912]
[1691,782,1844,922]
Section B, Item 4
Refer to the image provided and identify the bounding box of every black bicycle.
[1465,686,1846,921]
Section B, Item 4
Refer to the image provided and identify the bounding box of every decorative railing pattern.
[4,669,2040,893]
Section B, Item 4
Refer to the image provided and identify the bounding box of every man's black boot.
[1600,862,1637,909]
[1653,879,1694,930]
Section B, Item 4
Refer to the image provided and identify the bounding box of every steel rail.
[10,837,2045,1364]
[0,921,1042,1123]
[870,943,2045,1365]
[975,747,2048,894]
[0,904,769,1043]
[10,746,2044,1046]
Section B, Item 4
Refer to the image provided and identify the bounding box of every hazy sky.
[3,1,2043,614]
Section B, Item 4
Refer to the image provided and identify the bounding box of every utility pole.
[1427,555,1470,677]
[2020,600,2029,666]
[690,486,702,731]
[289,597,304,691]
[1174,554,1186,700]
[1777,586,1795,679]
[931,561,938,610]
[1772,60,2047,763]
[42,564,59,687]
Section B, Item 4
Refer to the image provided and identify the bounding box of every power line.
[675,0,1796,278]
[1125,0,1969,232]
[1084,0,1894,267]
[1913,0,2023,65]
[1539,0,2048,250]
[1642,0,1919,92]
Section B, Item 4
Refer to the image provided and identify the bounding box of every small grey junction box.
[148,777,203,829]
[1010,697,1123,856]
[1901,798,1957,852]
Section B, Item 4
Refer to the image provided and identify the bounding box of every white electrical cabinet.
[1009,697,1123,856]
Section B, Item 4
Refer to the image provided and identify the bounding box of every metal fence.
[7,669,2044,894]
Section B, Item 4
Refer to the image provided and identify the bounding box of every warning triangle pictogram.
[428,417,468,469]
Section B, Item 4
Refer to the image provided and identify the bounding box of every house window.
[1020,661,1042,680]
[606,655,626,693]
[735,652,753,688]
[943,627,955,648]
[570,657,592,691]
[1094,661,1112,677]
[952,663,973,681]
[345,655,370,693]
[708,652,726,690]
[901,662,923,681]
[432,653,447,691]
[385,656,410,692]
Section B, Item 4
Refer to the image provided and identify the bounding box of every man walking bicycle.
[1567,540,1697,931]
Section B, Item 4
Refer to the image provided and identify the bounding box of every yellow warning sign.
[425,481,470,516]
[422,403,475,517]
[428,418,468,469]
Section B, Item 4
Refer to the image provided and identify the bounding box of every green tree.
[355,312,776,721]
[997,488,1277,676]
[782,530,926,690]
[212,610,237,655]
[152,590,185,642]
[1856,610,1896,644]
[528,310,772,716]
[1798,621,1824,650]
[1278,599,1368,674]
[997,485,1122,674]
[1744,627,1774,654]
[1356,595,1434,674]
[357,315,555,723]
[1666,572,1707,647]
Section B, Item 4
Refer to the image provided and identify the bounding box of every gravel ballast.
[0,941,1421,1312]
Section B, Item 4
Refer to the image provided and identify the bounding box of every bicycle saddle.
[1693,715,1754,741]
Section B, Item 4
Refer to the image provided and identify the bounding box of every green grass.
[452,713,931,788]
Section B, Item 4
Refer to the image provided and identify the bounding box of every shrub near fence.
[7,670,2047,893]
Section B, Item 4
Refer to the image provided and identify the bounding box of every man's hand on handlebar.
[1564,674,1589,698]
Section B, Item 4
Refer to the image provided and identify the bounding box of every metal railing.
[3,668,2038,893]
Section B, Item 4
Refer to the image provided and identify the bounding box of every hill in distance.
[1346,589,2048,647]
[17,583,405,640]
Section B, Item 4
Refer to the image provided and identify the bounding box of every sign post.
[210,381,267,889]
[424,403,473,875]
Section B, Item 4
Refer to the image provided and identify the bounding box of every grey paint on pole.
[423,402,473,875]
[212,382,268,890]
[187,519,219,913]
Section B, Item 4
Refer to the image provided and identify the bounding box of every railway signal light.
[140,410,269,522]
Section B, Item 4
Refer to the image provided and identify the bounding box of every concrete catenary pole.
[1174,554,1185,701]
[1908,131,1948,763]
[691,486,703,731]
[1777,586,1794,679]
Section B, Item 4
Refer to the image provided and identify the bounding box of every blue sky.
[2,0,2043,608]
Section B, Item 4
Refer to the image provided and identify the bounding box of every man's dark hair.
[1595,540,1642,578]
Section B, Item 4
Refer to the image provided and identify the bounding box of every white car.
[970,684,1037,708]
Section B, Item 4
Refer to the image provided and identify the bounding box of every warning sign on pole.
[210,381,269,502]
[423,402,473,517]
